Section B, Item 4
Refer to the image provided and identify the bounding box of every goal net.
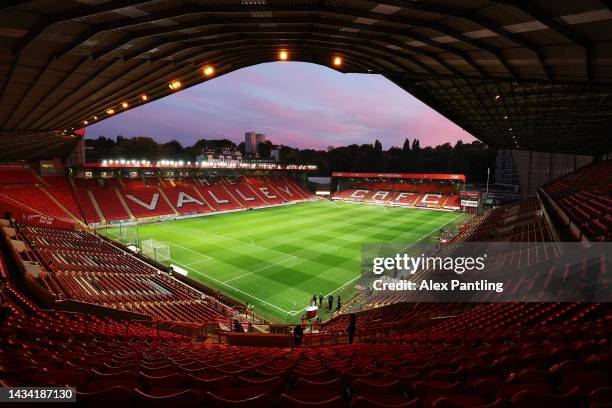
[141,239,171,262]
[115,224,139,246]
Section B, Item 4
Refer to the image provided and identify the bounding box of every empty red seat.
[206,390,270,407]
[76,386,134,407]
[431,396,503,408]
[279,391,345,408]
[510,387,581,408]
[353,378,402,395]
[237,375,285,395]
[139,372,187,389]
[350,395,420,408]
[295,377,345,393]
[413,381,462,399]
[589,386,612,408]
[188,374,235,392]
[134,388,201,408]
[560,370,607,397]
[497,383,552,401]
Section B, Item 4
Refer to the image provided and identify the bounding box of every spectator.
[318,293,323,307]
[328,295,334,311]
[294,324,304,346]
[233,319,244,332]
[336,296,342,311]
[348,313,356,344]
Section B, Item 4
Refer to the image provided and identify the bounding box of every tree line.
[85,136,496,183]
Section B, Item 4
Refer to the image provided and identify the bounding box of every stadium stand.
[333,188,460,210]
[541,160,611,242]
[122,178,147,189]
[449,198,554,243]
[90,189,131,222]
[1,280,610,407]
[0,187,76,224]
[0,166,41,185]
[225,183,269,208]
[120,188,175,218]
[0,172,312,225]
[42,176,84,222]
[73,190,103,224]
[163,187,213,215]
[11,223,241,326]
[0,164,609,407]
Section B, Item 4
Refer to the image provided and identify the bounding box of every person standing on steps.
[348,313,356,344]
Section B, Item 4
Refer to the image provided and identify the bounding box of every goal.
[141,239,171,262]
[115,224,139,246]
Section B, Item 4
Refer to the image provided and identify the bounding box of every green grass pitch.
[105,200,467,324]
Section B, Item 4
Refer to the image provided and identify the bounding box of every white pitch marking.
[174,261,295,315]
[222,255,298,283]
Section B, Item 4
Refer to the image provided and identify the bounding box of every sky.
[86,61,475,150]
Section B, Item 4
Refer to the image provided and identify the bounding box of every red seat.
[510,387,581,408]
[206,390,270,407]
[497,383,551,401]
[139,372,187,389]
[350,395,420,408]
[431,396,502,408]
[512,369,548,384]
[76,385,133,407]
[279,393,345,408]
[473,378,513,397]
[237,375,285,395]
[589,386,612,408]
[82,379,142,393]
[90,369,137,381]
[413,381,462,399]
[353,378,402,395]
[32,370,88,387]
[560,370,607,397]
[188,374,235,392]
[294,377,345,393]
[134,388,201,408]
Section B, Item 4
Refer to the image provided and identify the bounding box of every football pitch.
[105,200,467,323]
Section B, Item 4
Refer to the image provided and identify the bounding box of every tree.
[402,138,411,152]
[257,140,273,159]
[160,139,184,159]
[85,134,498,182]
[374,139,383,152]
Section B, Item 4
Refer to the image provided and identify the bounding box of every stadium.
[0,1,611,407]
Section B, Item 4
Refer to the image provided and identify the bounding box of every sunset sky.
[87,61,475,150]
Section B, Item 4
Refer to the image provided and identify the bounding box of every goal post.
[114,223,139,247]
[141,239,171,262]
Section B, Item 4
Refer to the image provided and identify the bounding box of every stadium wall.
[511,150,592,198]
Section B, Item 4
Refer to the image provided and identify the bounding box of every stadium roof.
[1,0,611,160]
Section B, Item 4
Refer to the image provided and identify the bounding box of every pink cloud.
[87,61,476,150]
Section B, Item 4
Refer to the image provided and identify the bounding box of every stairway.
[86,190,107,224]
[39,186,87,227]
[114,190,135,220]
